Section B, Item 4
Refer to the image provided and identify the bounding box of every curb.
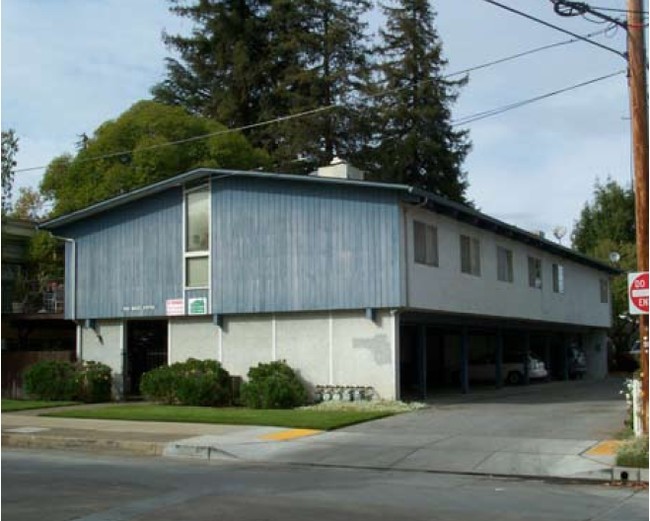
[2,434,165,457]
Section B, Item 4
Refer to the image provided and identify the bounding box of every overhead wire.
[479,0,627,58]
[13,25,627,174]
[452,70,626,125]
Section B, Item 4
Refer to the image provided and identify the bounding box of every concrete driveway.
[252,377,632,480]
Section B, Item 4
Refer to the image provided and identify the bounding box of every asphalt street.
[2,450,647,521]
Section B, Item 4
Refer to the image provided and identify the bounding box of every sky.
[1,0,640,243]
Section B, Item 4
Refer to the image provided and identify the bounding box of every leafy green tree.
[12,187,46,221]
[2,128,19,214]
[572,179,637,354]
[40,100,268,216]
[361,0,470,202]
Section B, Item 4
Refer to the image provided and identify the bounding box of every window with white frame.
[460,234,481,276]
[528,256,542,289]
[185,185,210,288]
[496,246,513,283]
[552,263,565,294]
[414,221,439,267]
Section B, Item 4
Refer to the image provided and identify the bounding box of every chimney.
[315,157,364,181]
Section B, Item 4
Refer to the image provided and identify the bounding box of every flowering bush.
[78,361,113,403]
[140,358,231,406]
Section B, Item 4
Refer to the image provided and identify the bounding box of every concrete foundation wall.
[80,320,124,397]
[83,310,399,400]
[169,318,218,364]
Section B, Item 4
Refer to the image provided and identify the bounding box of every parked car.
[466,352,548,385]
[568,346,587,380]
[616,340,641,372]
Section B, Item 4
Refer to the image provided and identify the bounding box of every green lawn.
[44,404,394,430]
[2,399,79,412]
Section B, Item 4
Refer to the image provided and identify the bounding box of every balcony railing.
[5,279,65,315]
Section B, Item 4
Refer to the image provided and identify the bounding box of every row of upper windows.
[413,220,609,302]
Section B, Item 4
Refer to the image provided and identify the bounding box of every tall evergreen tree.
[153,0,371,173]
[363,0,470,202]
[152,0,271,134]
[267,0,371,172]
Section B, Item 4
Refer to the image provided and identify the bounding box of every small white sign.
[188,297,208,315]
[166,298,185,316]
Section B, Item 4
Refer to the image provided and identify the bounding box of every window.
[496,246,513,283]
[460,235,481,276]
[552,263,564,294]
[600,278,609,303]
[186,189,210,252]
[414,221,438,267]
[185,185,210,288]
[528,256,542,289]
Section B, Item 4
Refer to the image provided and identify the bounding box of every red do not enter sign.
[628,272,649,315]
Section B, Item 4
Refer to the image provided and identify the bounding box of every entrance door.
[126,320,168,396]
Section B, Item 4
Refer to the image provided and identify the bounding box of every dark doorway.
[126,320,168,396]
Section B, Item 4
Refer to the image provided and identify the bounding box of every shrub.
[23,360,114,402]
[78,361,113,403]
[140,358,231,406]
[24,360,79,401]
[240,361,308,409]
[616,435,649,468]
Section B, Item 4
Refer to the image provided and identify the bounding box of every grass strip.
[2,399,79,412]
[44,404,394,430]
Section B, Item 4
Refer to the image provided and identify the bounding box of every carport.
[399,312,595,400]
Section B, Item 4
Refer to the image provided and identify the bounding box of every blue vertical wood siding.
[59,188,183,319]
[211,177,402,313]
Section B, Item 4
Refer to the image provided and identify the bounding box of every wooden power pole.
[627,0,649,434]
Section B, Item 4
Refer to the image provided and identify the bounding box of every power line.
[452,69,625,125]
[444,27,613,78]
[479,0,627,58]
[13,29,624,174]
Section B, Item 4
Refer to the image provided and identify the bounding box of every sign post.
[628,272,649,315]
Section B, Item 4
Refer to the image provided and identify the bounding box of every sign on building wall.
[166,299,185,316]
[628,272,649,315]
[188,297,208,315]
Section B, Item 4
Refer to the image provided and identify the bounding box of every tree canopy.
[40,100,268,216]
[572,178,637,352]
[2,128,19,215]
[361,0,470,202]
[152,0,469,201]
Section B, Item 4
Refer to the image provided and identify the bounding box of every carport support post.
[417,324,427,400]
[544,336,552,377]
[523,332,530,385]
[495,330,504,389]
[460,327,469,394]
[562,338,570,381]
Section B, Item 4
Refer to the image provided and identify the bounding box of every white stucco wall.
[169,317,218,363]
[80,320,124,397]
[221,315,273,379]
[404,207,612,328]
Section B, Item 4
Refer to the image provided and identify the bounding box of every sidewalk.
[2,404,647,484]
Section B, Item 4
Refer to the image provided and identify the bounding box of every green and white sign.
[188,297,208,315]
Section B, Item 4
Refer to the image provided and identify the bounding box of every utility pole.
[627,0,649,434]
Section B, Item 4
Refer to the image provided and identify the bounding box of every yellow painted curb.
[585,440,622,456]
[260,429,322,441]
